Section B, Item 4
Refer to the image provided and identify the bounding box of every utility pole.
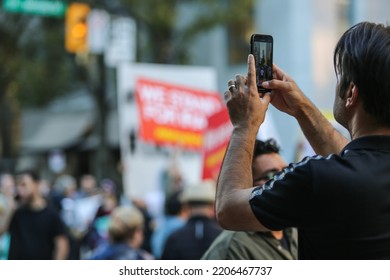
[83,2,136,187]
[85,52,108,181]
[0,90,13,171]
[66,3,112,181]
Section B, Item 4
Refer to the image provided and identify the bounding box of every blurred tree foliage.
[0,0,253,161]
[0,0,254,107]
[0,12,75,108]
[117,0,254,64]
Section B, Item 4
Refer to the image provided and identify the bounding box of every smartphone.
[250,34,273,93]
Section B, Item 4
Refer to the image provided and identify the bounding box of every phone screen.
[250,34,273,93]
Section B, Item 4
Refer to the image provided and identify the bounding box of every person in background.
[50,174,78,222]
[0,173,16,218]
[161,180,222,260]
[86,178,120,251]
[76,174,100,199]
[202,139,297,260]
[0,170,69,259]
[95,179,119,219]
[131,198,155,255]
[51,174,80,259]
[0,173,16,260]
[0,174,16,205]
[90,206,153,260]
[117,194,156,257]
[72,174,102,259]
[151,190,189,259]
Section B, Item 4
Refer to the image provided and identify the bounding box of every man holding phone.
[216,22,390,259]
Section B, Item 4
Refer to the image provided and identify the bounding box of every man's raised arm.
[216,54,271,232]
[262,64,349,155]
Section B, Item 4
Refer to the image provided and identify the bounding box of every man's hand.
[53,235,69,260]
[262,64,349,155]
[224,54,271,134]
[261,64,309,118]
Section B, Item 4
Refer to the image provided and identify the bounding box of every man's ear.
[345,82,358,108]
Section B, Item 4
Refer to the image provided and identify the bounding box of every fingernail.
[262,81,269,88]
[248,54,251,63]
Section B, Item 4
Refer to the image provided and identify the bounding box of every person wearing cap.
[90,206,153,260]
[202,139,297,260]
[160,180,222,260]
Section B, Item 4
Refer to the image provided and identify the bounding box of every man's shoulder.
[13,204,61,222]
[12,205,32,217]
[215,231,269,249]
[230,231,272,246]
[215,230,240,243]
[201,230,237,260]
[202,231,282,260]
[293,154,338,167]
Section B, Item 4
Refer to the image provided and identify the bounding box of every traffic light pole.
[86,52,112,183]
[67,3,116,182]
[68,3,129,185]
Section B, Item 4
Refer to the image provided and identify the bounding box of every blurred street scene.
[0,0,388,260]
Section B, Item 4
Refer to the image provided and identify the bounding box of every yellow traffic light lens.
[71,23,87,39]
[65,3,90,53]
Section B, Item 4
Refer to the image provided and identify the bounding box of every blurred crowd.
[0,167,225,260]
[0,139,298,261]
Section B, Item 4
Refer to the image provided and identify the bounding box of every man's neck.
[351,125,390,140]
[271,230,283,240]
[189,206,213,218]
[29,195,46,210]
[349,108,390,140]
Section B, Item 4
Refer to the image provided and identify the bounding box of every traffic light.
[65,3,90,53]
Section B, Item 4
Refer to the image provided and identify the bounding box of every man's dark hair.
[165,190,183,216]
[16,169,40,182]
[253,138,280,158]
[333,21,390,125]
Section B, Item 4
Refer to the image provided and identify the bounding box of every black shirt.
[8,205,66,260]
[161,215,222,260]
[250,135,390,259]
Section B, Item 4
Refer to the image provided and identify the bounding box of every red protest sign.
[135,77,223,150]
[201,107,233,180]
